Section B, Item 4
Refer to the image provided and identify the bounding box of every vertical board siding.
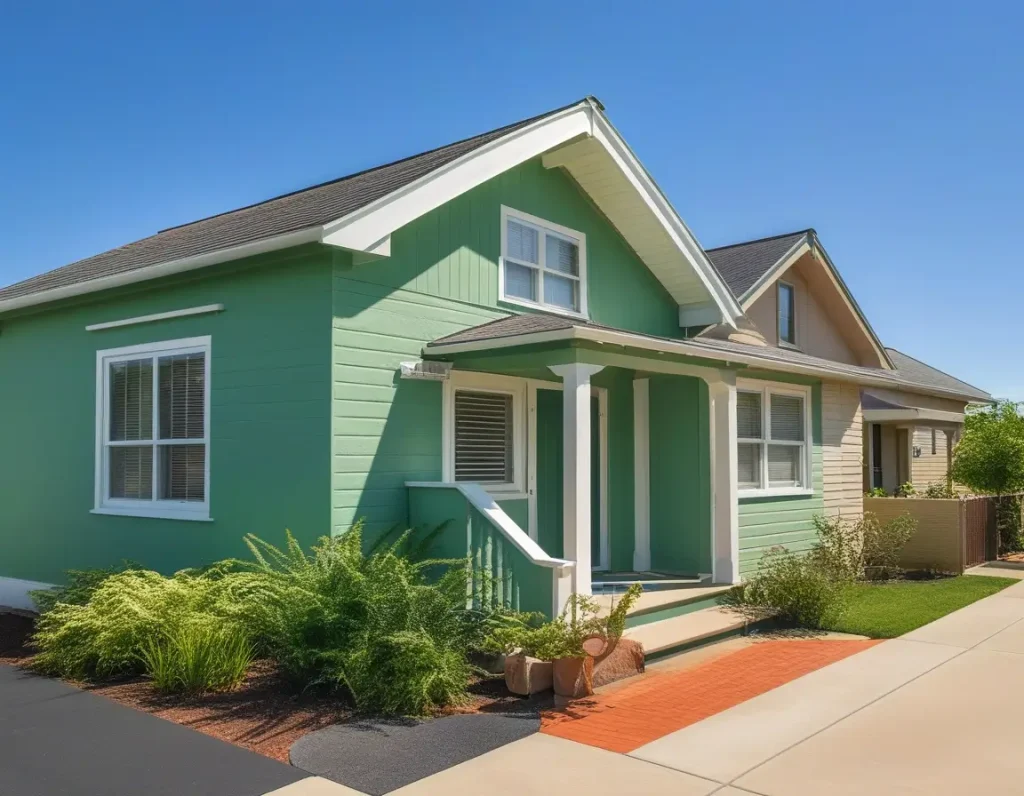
[0,250,333,585]
[340,157,683,338]
[331,273,504,539]
[738,381,825,574]
[822,381,864,519]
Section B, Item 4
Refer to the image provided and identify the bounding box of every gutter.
[0,227,324,315]
[426,324,988,404]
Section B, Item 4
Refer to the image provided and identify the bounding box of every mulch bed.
[0,612,539,763]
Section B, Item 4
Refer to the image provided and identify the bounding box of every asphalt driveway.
[0,663,308,796]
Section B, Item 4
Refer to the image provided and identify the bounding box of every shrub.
[862,512,916,580]
[30,562,140,615]
[923,481,954,499]
[140,623,253,694]
[733,547,845,628]
[810,514,864,583]
[866,487,889,498]
[896,482,917,497]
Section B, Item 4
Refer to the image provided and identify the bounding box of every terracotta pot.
[552,655,594,698]
[504,653,553,695]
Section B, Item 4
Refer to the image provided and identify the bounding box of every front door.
[534,387,605,569]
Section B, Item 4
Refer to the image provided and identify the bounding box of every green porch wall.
[0,249,333,585]
[738,378,825,574]
[647,375,712,575]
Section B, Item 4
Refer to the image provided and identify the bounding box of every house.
[0,97,990,615]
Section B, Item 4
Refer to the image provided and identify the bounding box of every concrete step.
[593,583,734,628]
[624,605,758,662]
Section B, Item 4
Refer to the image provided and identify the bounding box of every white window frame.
[498,205,588,319]
[93,336,212,521]
[777,280,797,348]
[736,378,813,498]
[443,371,527,499]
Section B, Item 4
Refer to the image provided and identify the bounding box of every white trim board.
[0,576,55,612]
[85,304,224,331]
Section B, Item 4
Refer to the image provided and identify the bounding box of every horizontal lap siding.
[331,273,503,539]
[911,427,950,491]
[0,250,333,584]
[822,381,863,519]
[739,381,825,575]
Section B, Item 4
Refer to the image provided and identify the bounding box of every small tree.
[951,401,1024,552]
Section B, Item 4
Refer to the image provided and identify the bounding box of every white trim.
[425,324,978,403]
[863,407,965,424]
[405,481,575,569]
[499,205,589,319]
[0,576,56,612]
[85,304,224,332]
[742,239,810,306]
[632,378,651,572]
[735,377,813,498]
[0,228,321,315]
[94,335,212,521]
[442,370,527,496]
[708,374,740,584]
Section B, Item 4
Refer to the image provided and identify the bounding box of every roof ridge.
[158,98,592,235]
[885,347,990,397]
[705,228,814,252]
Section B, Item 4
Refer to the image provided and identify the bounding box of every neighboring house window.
[736,380,811,495]
[444,372,525,495]
[95,337,211,520]
[872,423,883,488]
[778,282,796,346]
[499,206,588,317]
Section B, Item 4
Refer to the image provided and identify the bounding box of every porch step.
[624,605,761,662]
[593,583,734,629]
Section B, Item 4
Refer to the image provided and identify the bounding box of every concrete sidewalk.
[396,573,1024,795]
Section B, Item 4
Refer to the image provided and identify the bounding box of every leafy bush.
[240,524,479,714]
[731,547,845,628]
[865,487,889,498]
[862,512,916,580]
[896,482,917,497]
[810,514,864,583]
[140,623,253,694]
[923,481,954,499]
[483,584,642,661]
[30,561,139,615]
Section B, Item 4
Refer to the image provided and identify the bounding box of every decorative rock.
[592,638,645,688]
[552,656,594,698]
[504,653,553,695]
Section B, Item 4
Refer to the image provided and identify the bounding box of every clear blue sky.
[2,1,1020,397]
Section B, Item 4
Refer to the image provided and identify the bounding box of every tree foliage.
[951,401,1024,497]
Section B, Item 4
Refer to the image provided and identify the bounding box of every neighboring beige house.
[704,229,990,512]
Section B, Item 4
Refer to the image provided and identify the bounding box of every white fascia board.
[587,113,744,327]
[425,325,984,403]
[320,105,594,252]
[741,239,811,306]
[679,301,724,327]
[0,228,322,315]
[864,407,965,424]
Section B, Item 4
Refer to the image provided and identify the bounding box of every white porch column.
[708,373,740,584]
[632,378,651,572]
[549,363,604,598]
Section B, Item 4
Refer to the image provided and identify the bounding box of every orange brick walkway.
[541,639,879,753]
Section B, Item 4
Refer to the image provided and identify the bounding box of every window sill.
[738,487,814,500]
[777,340,801,352]
[498,295,589,322]
[91,507,213,522]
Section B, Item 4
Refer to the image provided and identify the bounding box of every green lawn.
[823,575,1019,638]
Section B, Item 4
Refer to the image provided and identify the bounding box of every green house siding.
[0,250,333,585]
[738,380,825,575]
[339,157,683,338]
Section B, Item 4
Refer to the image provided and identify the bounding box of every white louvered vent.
[454,391,513,485]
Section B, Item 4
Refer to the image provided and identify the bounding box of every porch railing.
[406,482,574,617]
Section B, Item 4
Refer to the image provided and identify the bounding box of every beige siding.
[911,427,951,491]
[863,497,963,573]
[865,388,968,415]
[822,382,863,519]
[746,267,860,365]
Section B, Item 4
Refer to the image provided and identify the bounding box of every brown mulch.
[0,614,538,763]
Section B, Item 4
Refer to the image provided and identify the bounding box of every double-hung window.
[95,336,211,520]
[500,206,587,317]
[736,380,811,496]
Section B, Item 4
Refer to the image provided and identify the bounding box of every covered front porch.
[408,331,743,615]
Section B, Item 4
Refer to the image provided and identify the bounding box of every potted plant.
[483,612,553,696]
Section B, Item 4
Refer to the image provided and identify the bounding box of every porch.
[406,335,743,616]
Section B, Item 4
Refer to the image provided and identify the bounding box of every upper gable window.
[499,206,588,318]
[778,282,796,346]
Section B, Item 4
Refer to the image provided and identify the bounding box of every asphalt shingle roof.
[428,314,991,402]
[705,230,811,298]
[0,100,587,305]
